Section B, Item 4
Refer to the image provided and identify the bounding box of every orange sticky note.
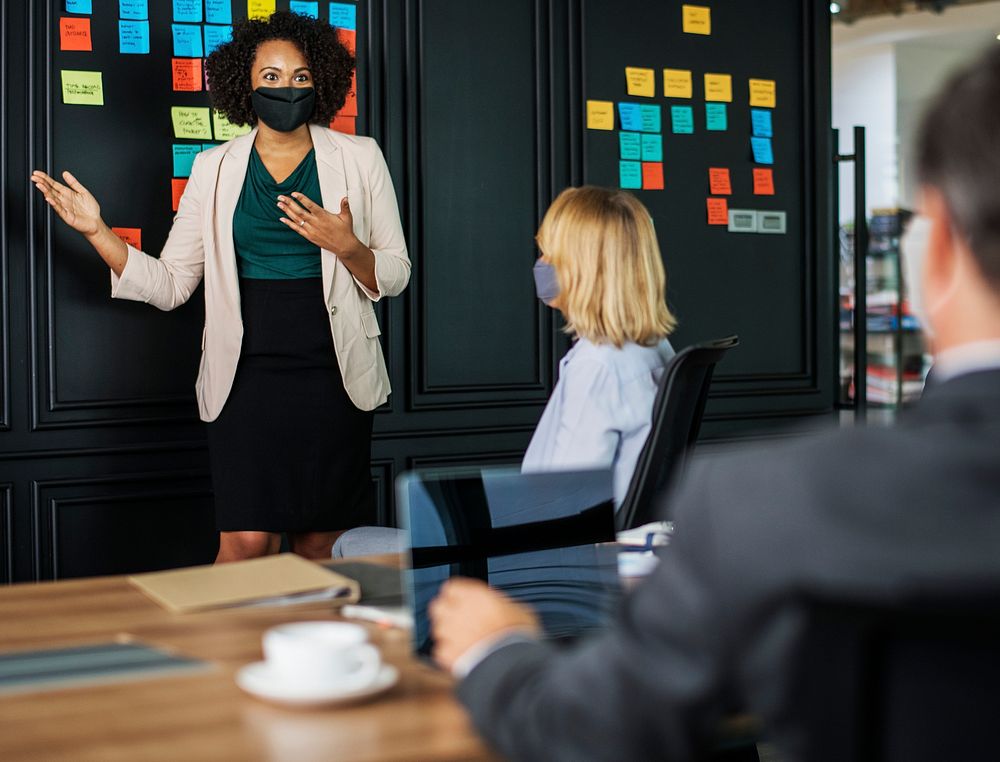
[60,17,92,52]
[753,168,775,195]
[330,115,356,134]
[707,198,728,226]
[172,58,203,92]
[171,179,188,211]
[340,70,358,117]
[709,168,731,195]
[111,227,142,250]
[338,28,356,55]
[642,162,664,190]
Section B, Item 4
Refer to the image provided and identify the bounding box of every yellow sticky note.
[682,5,711,35]
[749,78,777,108]
[171,106,213,140]
[61,70,104,106]
[213,110,252,141]
[586,100,614,131]
[663,69,692,99]
[625,67,655,98]
[248,0,276,20]
[704,73,732,103]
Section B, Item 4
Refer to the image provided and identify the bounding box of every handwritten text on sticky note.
[587,100,614,130]
[119,20,150,54]
[618,103,642,132]
[641,134,662,162]
[619,161,642,190]
[61,70,104,106]
[171,106,212,139]
[704,73,732,103]
[751,109,773,138]
[705,103,727,131]
[642,162,664,190]
[707,198,729,226]
[172,144,202,177]
[671,105,694,134]
[248,0,276,20]
[749,79,777,108]
[289,0,319,17]
[663,69,692,99]
[112,227,142,249]
[625,67,655,98]
[172,58,202,91]
[330,2,357,30]
[619,132,641,160]
[709,168,732,195]
[751,136,774,165]
[682,5,711,35]
[206,0,232,24]
[172,24,203,57]
[638,105,661,133]
[213,110,251,141]
[753,168,775,195]
[60,17,92,51]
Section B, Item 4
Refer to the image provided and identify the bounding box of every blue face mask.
[533,260,560,305]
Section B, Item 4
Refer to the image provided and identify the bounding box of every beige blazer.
[110,125,410,422]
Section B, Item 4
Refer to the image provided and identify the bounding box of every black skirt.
[206,277,374,532]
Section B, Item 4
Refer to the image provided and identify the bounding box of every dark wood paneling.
[0,484,11,584]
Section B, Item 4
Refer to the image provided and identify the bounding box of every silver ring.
[299,219,305,227]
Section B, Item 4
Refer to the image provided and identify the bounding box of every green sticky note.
[705,103,727,131]
[641,134,662,161]
[171,106,212,139]
[619,161,642,190]
[61,70,104,106]
[671,106,694,134]
[212,110,251,141]
[619,132,641,160]
[638,104,661,133]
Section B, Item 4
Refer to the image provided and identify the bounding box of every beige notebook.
[128,553,360,613]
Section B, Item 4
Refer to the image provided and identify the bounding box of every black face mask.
[251,86,316,132]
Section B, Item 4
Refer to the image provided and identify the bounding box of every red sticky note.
[708,167,731,195]
[172,58,203,92]
[707,198,728,226]
[753,168,775,195]
[171,179,188,211]
[340,70,358,117]
[111,227,142,250]
[338,29,356,55]
[641,162,664,190]
[60,17,92,52]
[330,115,356,134]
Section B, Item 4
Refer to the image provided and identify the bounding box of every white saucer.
[235,662,399,708]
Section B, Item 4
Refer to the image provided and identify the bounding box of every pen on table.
[341,605,414,629]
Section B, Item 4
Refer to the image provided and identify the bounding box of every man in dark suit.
[429,45,1000,762]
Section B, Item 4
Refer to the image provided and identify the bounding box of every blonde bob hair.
[536,186,677,347]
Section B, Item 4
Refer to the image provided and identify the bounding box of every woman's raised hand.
[30,170,103,237]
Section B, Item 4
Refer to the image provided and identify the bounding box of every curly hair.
[205,11,355,127]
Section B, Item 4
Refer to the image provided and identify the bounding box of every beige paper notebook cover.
[128,553,360,613]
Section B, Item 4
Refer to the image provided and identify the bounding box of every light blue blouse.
[521,337,676,508]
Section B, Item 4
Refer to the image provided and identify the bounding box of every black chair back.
[616,335,738,531]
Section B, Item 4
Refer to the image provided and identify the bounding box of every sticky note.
[707,198,729,226]
[682,5,711,35]
[638,105,661,133]
[625,67,655,98]
[642,162,664,190]
[751,136,774,165]
[119,20,150,54]
[172,24,203,57]
[619,161,642,190]
[619,132,641,160]
[172,144,202,177]
[112,227,142,250]
[202,143,220,151]
[753,168,775,195]
[171,106,212,139]
[173,0,202,22]
[704,73,732,103]
[61,70,103,106]
[337,28,356,55]
[289,0,319,17]
[640,134,662,162]
[705,103,727,131]
[59,17,92,51]
[248,0,276,21]
[587,100,614,130]
[670,105,693,134]
[751,109,773,138]
[119,0,148,20]
[172,179,188,212]
[330,115,356,134]
[330,2,357,30]
[749,79,777,108]
[65,0,91,13]
[204,25,233,55]
[172,58,202,91]
[213,110,252,141]
[617,103,641,132]
[206,0,233,24]
[339,71,358,116]
[709,168,731,195]
[663,69,692,99]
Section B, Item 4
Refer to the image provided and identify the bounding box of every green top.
[233,147,323,279]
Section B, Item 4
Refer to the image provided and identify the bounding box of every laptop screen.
[398,467,620,657]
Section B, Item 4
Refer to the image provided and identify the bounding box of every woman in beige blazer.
[31,12,409,563]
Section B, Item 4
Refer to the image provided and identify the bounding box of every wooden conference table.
[0,555,499,762]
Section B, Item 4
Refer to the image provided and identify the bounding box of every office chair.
[789,592,1000,762]
[615,335,739,531]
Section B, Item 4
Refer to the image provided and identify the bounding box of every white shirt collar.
[931,339,1000,383]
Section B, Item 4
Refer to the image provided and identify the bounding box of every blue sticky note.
[638,105,660,133]
[619,132,641,160]
[751,109,773,138]
[119,0,148,20]
[619,161,642,190]
[641,134,662,162]
[202,143,220,152]
[751,136,774,164]
[172,144,202,178]
[119,20,150,54]
[290,0,320,17]
[618,103,642,132]
[203,25,233,56]
[66,0,91,12]
[205,0,233,24]
[329,2,357,30]
[173,0,202,23]
[705,103,727,131]
[671,105,694,134]
[172,24,203,57]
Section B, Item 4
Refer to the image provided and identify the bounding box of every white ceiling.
[833,0,1000,51]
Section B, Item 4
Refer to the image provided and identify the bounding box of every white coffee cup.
[262,622,381,689]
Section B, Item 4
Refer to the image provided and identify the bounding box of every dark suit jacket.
[457,369,1000,761]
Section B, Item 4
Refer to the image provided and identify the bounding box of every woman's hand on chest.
[277,192,366,259]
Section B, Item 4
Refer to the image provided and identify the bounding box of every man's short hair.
[917,44,1000,291]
